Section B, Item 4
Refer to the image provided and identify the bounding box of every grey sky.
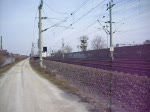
[0,0,150,55]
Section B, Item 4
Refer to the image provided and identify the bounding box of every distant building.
[116,43,133,47]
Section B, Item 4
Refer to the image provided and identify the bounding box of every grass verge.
[0,61,22,77]
[29,59,79,95]
[30,59,104,112]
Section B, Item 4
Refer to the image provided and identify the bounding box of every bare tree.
[143,40,150,44]
[80,35,88,51]
[64,45,72,53]
[91,35,106,50]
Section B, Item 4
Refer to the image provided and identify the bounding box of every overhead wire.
[102,0,150,33]
[43,1,71,14]
[96,0,150,42]
[118,25,150,32]
[85,4,107,29]
[102,0,138,19]
[116,8,150,23]
[42,9,54,24]
[41,0,150,52]
[33,8,39,42]
[114,0,136,9]
[41,7,70,45]
[52,2,107,47]
[42,0,92,45]
[43,0,104,45]
[69,0,106,26]
[54,0,107,39]
[71,0,90,15]
[112,0,139,15]
[42,19,67,45]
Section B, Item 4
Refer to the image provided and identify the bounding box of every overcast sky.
[0,0,150,55]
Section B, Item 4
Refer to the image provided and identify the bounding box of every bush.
[0,56,6,65]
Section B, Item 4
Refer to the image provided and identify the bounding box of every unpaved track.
[0,59,88,112]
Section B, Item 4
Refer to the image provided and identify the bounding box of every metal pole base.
[40,60,43,67]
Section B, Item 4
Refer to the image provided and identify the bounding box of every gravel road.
[0,59,88,112]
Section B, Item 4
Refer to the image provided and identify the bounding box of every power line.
[102,0,138,19]
[42,0,106,45]
[67,9,105,39]
[42,0,91,42]
[71,0,90,15]
[42,17,67,32]
[43,1,71,14]
[116,8,150,23]
[69,0,106,26]
[51,3,107,46]
[43,0,91,28]
[33,9,39,42]
[114,0,136,8]
[112,0,139,15]
[42,0,150,53]
[42,9,54,24]
[118,25,150,32]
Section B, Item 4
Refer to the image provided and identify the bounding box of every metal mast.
[38,0,43,67]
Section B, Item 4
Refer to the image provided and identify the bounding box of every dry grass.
[0,61,20,77]
[29,60,79,95]
[30,59,112,112]
[0,56,6,65]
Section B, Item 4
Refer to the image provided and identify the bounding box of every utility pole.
[38,0,43,67]
[107,33,108,48]
[31,42,35,57]
[0,36,2,50]
[77,45,80,52]
[62,38,65,59]
[98,2,115,111]
[109,2,113,110]
[106,1,115,112]
[109,1,114,61]
[49,47,51,57]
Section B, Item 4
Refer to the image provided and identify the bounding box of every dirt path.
[0,59,88,112]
